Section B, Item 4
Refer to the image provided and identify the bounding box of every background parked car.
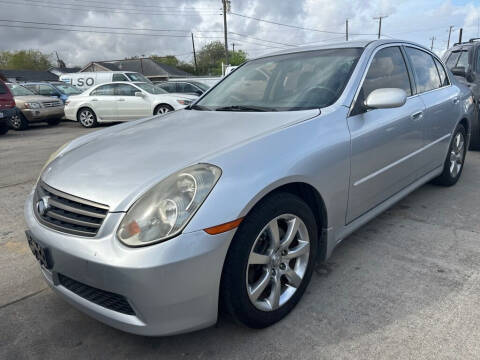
[155,80,210,96]
[443,38,480,149]
[23,82,82,104]
[0,79,16,135]
[60,71,152,91]
[6,83,64,130]
[64,81,197,128]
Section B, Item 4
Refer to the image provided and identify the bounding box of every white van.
[59,71,152,91]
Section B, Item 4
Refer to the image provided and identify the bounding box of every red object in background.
[0,79,16,110]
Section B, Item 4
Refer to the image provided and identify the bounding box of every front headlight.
[25,102,41,109]
[176,99,192,105]
[117,163,221,247]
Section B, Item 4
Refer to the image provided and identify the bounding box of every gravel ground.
[1,121,480,360]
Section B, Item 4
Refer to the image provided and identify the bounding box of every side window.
[112,74,128,81]
[445,52,461,69]
[405,47,441,93]
[158,83,176,92]
[434,58,449,87]
[178,83,198,93]
[115,84,138,96]
[456,51,469,69]
[38,84,57,96]
[362,46,412,99]
[90,84,115,96]
[23,84,37,93]
[0,83,7,95]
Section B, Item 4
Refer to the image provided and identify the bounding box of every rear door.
[88,84,117,120]
[113,84,150,120]
[404,46,459,173]
[347,45,426,222]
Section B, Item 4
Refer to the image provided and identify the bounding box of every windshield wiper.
[187,104,211,111]
[214,105,275,112]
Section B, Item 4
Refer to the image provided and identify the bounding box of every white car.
[64,82,197,128]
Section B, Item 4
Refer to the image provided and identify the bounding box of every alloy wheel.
[449,132,465,178]
[10,114,22,129]
[79,110,94,127]
[156,106,171,115]
[246,214,310,312]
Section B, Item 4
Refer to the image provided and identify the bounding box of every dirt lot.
[1,121,480,360]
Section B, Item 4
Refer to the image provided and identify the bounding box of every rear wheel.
[9,112,29,130]
[77,108,97,128]
[154,104,174,115]
[433,124,467,186]
[221,193,318,328]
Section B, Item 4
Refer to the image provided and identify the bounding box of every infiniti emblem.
[36,196,50,216]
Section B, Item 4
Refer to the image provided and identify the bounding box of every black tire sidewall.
[154,104,173,115]
[9,112,28,130]
[434,124,467,186]
[77,108,97,128]
[221,192,318,328]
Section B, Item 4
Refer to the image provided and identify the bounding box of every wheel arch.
[153,103,174,115]
[76,105,95,119]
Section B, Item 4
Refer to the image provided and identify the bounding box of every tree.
[229,49,247,66]
[151,55,179,68]
[0,50,53,70]
[196,41,248,75]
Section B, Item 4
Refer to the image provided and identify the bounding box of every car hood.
[42,108,319,211]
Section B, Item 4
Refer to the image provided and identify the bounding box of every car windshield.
[126,73,151,83]
[136,83,168,94]
[195,48,362,111]
[54,83,82,95]
[7,84,36,96]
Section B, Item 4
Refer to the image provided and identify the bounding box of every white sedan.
[64,82,197,127]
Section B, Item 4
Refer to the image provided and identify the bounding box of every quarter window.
[90,84,115,96]
[405,47,441,93]
[434,58,449,87]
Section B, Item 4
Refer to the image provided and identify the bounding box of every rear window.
[0,82,7,95]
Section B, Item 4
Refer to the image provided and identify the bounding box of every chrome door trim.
[353,133,451,187]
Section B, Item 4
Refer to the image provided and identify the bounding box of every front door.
[347,46,425,222]
[113,84,150,120]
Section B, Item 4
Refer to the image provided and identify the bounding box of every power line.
[230,12,376,36]
[0,0,222,16]
[229,31,297,47]
[65,0,218,10]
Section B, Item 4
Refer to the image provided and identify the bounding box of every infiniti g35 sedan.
[25,40,473,336]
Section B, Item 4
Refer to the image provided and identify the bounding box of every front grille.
[58,274,135,315]
[34,181,109,237]
[42,101,62,108]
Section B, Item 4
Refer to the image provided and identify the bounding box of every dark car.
[0,79,16,135]
[443,38,480,149]
[155,80,209,96]
[23,82,82,104]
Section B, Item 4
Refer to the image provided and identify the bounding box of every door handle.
[118,98,126,102]
[453,97,460,104]
[91,98,98,102]
[411,111,423,120]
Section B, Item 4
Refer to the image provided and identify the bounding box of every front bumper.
[22,107,64,122]
[25,192,234,336]
[64,106,77,121]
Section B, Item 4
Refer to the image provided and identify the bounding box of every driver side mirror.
[135,91,145,97]
[451,66,466,77]
[364,88,407,109]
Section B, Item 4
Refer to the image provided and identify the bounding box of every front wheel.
[433,124,467,186]
[77,108,97,128]
[221,192,318,329]
[154,104,174,115]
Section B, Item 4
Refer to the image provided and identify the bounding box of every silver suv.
[25,40,473,336]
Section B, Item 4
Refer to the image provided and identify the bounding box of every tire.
[8,112,29,130]
[77,108,97,128]
[47,118,61,126]
[221,192,318,329]
[433,123,467,186]
[154,104,174,115]
[0,121,8,135]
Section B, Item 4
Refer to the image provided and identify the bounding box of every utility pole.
[430,36,436,51]
[191,33,197,73]
[447,26,454,49]
[222,0,230,65]
[232,43,235,53]
[346,19,349,41]
[373,15,388,39]
[458,28,463,44]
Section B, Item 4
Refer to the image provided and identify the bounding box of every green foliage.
[151,55,179,67]
[229,49,248,66]
[0,50,53,70]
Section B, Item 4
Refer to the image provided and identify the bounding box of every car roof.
[251,39,430,60]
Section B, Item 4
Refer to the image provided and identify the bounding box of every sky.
[0,0,479,68]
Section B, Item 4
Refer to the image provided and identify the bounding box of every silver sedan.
[25,39,474,336]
